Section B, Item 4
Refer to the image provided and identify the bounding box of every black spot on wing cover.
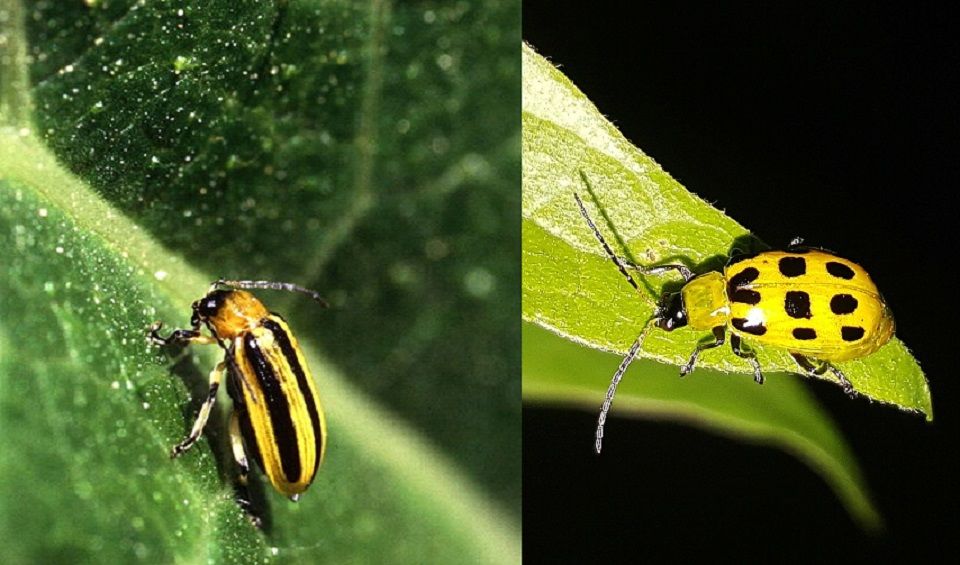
[730,288,761,305]
[841,326,866,341]
[827,261,856,280]
[727,266,760,289]
[830,294,859,315]
[784,291,812,319]
[778,256,807,277]
[792,327,817,340]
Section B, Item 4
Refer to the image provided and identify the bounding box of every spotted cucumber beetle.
[149,279,328,522]
[574,194,895,454]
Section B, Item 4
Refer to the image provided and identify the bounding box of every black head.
[655,291,687,331]
[191,289,231,327]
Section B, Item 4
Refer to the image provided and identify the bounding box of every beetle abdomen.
[231,317,326,496]
[725,249,894,360]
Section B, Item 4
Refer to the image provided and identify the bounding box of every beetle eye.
[656,292,687,331]
[199,300,217,317]
[666,308,687,330]
[196,291,226,318]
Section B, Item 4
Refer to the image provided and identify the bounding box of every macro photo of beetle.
[1,1,519,561]
[4,0,959,563]
[574,193,896,453]
[149,280,328,524]
[522,3,943,562]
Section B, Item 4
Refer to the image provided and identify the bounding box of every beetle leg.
[624,260,695,282]
[227,409,264,528]
[791,353,858,398]
[680,326,725,377]
[148,321,216,347]
[234,488,262,529]
[791,352,825,375]
[826,364,858,398]
[228,410,250,485]
[171,361,224,458]
[730,334,764,384]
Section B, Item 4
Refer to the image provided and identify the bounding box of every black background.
[524,3,959,561]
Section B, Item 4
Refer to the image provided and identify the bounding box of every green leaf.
[0,1,519,562]
[521,42,931,417]
[523,323,882,530]
[521,42,931,530]
[23,0,520,514]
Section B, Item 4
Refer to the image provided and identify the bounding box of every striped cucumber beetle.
[149,279,328,520]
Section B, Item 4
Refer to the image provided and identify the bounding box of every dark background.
[524,3,958,561]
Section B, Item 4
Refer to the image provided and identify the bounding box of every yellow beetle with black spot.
[574,194,895,453]
[148,279,328,523]
[724,249,894,362]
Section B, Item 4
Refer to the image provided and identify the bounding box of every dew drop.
[464,268,496,298]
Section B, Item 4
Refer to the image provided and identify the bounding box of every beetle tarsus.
[147,321,169,345]
[148,322,203,346]
[833,368,858,399]
[170,436,196,458]
[234,485,264,529]
[730,334,764,384]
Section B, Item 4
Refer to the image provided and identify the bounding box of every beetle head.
[191,289,230,327]
[655,291,687,331]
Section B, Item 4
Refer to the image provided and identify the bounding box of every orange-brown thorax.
[200,290,270,339]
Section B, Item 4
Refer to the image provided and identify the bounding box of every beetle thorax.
[680,271,730,330]
[200,290,270,339]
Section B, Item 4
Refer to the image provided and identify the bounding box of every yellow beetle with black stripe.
[149,279,327,518]
[574,194,895,453]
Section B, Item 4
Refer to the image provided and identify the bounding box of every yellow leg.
[229,411,250,485]
[171,361,224,458]
[228,410,263,528]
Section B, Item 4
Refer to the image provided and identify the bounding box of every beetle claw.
[147,321,168,345]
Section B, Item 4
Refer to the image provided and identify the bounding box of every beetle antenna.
[596,317,658,454]
[574,192,642,292]
[214,279,329,307]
